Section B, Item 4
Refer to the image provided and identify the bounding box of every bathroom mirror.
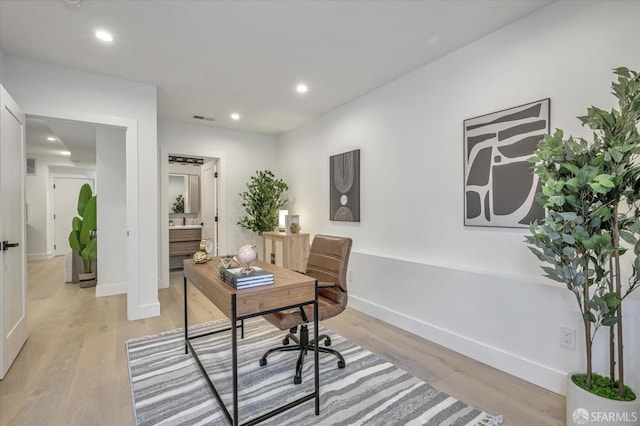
[169,174,200,213]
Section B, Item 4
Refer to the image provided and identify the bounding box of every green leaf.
[564,177,579,190]
[79,196,97,245]
[68,230,81,251]
[582,237,596,249]
[583,311,596,323]
[82,237,98,262]
[558,212,578,222]
[77,184,93,217]
[562,163,580,175]
[562,246,577,258]
[602,317,619,327]
[619,230,637,245]
[529,247,549,262]
[561,234,576,244]
[594,174,615,188]
[609,148,623,162]
[604,292,622,309]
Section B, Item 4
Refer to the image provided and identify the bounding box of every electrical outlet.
[348,270,353,282]
[559,326,576,349]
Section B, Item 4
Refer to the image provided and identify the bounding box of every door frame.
[27,109,144,318]
[159,146,226,289]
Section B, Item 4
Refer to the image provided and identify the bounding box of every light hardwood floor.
[0,257,564,425]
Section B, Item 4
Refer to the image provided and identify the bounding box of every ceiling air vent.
[26,158,37,176]
[192,115,215,122]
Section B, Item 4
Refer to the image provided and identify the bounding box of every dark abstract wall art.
[330,149,360,222]
[464,99,549,227]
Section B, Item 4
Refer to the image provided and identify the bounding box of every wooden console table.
[183,258,319,426]
[262,231,309,271]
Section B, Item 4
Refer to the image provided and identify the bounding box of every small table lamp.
[278,209,289,232]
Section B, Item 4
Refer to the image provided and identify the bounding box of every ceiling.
[26,117,96,167]
[0,0,555,136]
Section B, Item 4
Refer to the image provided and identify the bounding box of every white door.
[201,159,218,255]
[0,85,27,380]
[54,177,94,256]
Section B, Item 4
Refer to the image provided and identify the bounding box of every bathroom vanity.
[169,225,202,256]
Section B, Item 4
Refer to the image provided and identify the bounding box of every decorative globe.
[236,245,257,273]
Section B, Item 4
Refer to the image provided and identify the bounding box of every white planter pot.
[566,372,640,425]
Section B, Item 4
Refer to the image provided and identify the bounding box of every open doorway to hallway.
[25,116,128,296]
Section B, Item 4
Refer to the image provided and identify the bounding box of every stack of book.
[222,266,274,289]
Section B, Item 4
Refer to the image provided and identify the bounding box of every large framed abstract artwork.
[463,98,549,228]
[330,149,360,222]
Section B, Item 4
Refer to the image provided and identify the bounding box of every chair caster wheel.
[283,337,290,345]
[338,360,345,369]
[294,376,302,385]
[324,337,332,347]
[259,358,267,367]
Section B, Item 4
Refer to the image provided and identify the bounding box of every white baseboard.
[27,252,52,261]
[95,281,127,297]
[128,301,160,321]
[349,295,568,395]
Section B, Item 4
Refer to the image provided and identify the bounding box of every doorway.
[167,154,218,271]
[26,115,130,300]
[160,146,226,288]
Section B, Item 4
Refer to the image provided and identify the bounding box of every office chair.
[259,234,352,384]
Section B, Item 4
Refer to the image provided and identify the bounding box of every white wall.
[158,118,279,288]
[95,126,127,297]
[3,55,159,320]
[0,49,4,85]
[277,0,640,395]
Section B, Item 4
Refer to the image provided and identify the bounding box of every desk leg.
[231,294,239,426]
[314,280,320,415]
[184,276,189,354]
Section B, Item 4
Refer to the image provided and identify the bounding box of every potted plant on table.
[238,170,288,235]
[526,67,640,425]
[69,183,98,288]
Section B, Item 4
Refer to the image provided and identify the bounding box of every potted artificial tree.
[69,183,98,288]
[526,68,640,425]
[238,170,288,235]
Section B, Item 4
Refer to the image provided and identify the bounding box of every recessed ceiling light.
[47,137,56,141]
[61,151,71,156]
[296,83,308,94]
[230,113,240,121]
[95,30,114,43]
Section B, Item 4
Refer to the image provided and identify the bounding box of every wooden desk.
[183,259,319,426]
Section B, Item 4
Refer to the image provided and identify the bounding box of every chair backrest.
[305,235,352,308]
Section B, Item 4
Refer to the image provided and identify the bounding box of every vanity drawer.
[169,228,202,256]
[169,240,201,256]
[169,228,201,242]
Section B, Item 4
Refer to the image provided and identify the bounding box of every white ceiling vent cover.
[27,158,37,176]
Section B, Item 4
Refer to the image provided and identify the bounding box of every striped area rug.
[126,318,503,426]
